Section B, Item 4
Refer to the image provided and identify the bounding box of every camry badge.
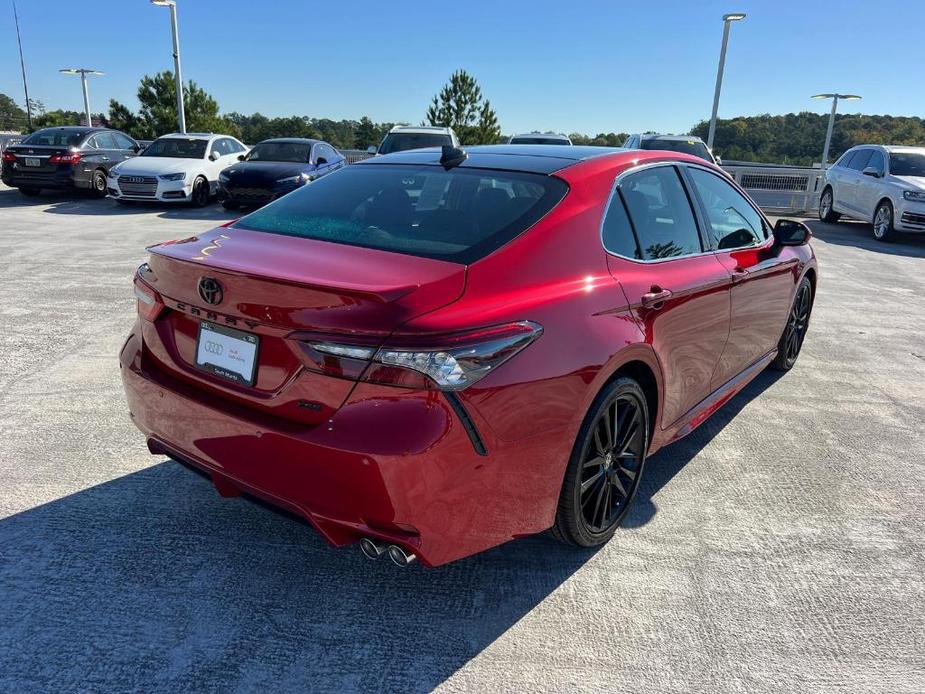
[198,277,223,305]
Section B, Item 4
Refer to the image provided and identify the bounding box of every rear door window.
[617,166,703,260]
[233,164,568,263]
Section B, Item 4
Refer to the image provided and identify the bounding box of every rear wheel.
[19,186,41,197]
[818,187,840,223]
[191,176,210,207]
[872,200,897,242]
[91,169,108,198]
[772,276,813,371]
[552,377,649,547]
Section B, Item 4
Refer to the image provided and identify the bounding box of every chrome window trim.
[599,160,712,265]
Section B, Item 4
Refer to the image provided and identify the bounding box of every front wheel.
[552,377,649,547]
[91,169,108,198]
[771,276,813,371]
[872,200,897,242]
[819,187,840,223]
[190,176,210,207]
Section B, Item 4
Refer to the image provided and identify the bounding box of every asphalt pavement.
[1,184,923,693]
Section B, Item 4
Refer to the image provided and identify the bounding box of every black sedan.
[217,138,346,209]
[1,126,141,197]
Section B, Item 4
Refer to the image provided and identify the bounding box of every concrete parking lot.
[1,183,923,693]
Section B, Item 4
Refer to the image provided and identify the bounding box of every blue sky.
[2,0,921,135]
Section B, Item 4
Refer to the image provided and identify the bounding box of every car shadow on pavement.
[0,460,599,692]
[623,368,785,528]
[807,219,925,258]
[0,187,237,222]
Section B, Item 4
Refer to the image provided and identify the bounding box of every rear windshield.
[233,164,568,263]
[247,141,312,163]
[378,133,451,154]
[141,138,208,159]
[510,137,569,145]
[889,152,925,177]
[21,130,85,147]
[641,139,713,162]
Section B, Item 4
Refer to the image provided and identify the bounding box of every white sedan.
[107,133,248,206]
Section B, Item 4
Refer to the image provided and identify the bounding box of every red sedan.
[121,145,817,567]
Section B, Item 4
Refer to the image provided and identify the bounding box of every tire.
[872,200,897,242]
[552,377,649,547]
[90,169,108,198]
[190,176,210,207]
[221,200,239,211]
[18,186,41,197]
[771,276,813,371]
[818,187,840,223]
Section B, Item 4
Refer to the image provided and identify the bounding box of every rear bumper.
[1,169,78,190]
[119,327,553,566]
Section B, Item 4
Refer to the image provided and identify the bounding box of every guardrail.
[722,163,823,215]
[338,149,374,164]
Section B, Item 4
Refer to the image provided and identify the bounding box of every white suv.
[820,145,925,242]
[370,126,459,155]
[107,133,248,206]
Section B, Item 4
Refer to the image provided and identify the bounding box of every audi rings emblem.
[203,340,224,355]
[198,277,223,305]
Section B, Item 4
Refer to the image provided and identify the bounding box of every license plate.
[24,158,41,167]
[195,321,259,386]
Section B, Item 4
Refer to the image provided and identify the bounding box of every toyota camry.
[120,145,817,567]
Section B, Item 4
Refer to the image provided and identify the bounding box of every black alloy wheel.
[772,276,813,371]
[191,176,210,207]
[552,377,649,547]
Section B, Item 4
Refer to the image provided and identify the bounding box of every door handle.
[101,156,110,161]
[732,266,749,282]
[641,287,673,309]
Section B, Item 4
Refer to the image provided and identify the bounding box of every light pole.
[812,93,862,169]
[59,68,103,127]
[151,0,186,134]
[707,12,746,150]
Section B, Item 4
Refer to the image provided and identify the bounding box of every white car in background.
[508,131,572,145]
[819,145,925,242]
[623,133,720,165]
[369,126,459,155]
[107,133,248,206]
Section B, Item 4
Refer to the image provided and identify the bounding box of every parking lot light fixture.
[812,93,862,169]
[59,68,103,127]
[150,0,186,134]
[707,12,746,150]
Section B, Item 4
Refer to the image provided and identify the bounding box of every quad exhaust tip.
[359,537,416,567]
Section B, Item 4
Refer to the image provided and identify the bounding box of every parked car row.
[1,126,347,208]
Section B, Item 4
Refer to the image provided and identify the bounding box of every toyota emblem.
[198,277,223,305]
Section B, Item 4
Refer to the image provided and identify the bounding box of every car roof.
[880,145,925,152]
[157,132,227,140]
[640,134,706,143]
[357,144,625,174]
[388,125,453,135]
[511,132,571,141]
[256,138,323,145]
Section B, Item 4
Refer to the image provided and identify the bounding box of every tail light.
[2,151,16,162]
[49,151,82,165]
[133,266,164,321]
[302,321,543,391]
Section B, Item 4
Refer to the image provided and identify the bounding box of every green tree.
[0,93,28,131]
[109,71,240,139]
[425,70,502,145]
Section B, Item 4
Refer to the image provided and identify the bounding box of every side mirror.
[862,166,881,178]
[366,145,378,155]
[315,157,327,166]
[237,154,246,161]
[133,144,144,153]
[715,156,723,166]
[209,151,220,161]
[773,219,812,247]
